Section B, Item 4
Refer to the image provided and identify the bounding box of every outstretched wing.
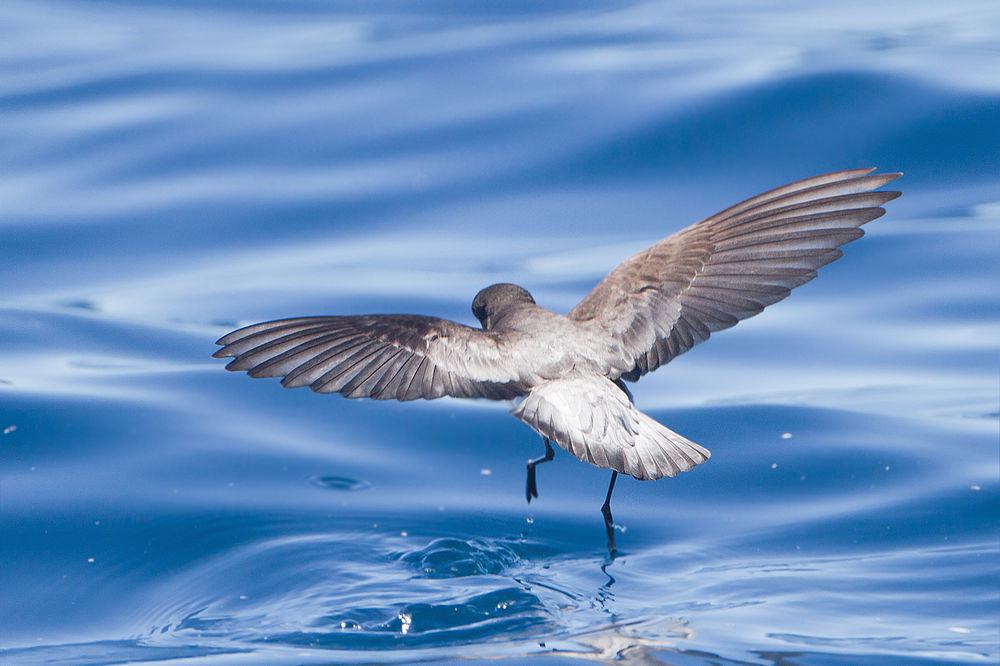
[213,315,527,400]
[569,168,902,380]
[512,376,709,480]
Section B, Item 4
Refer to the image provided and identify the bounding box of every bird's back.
[488,303,619,386]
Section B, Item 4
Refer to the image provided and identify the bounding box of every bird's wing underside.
[511,376,709,480]
[213,315,528,400]
[569,168,902,381]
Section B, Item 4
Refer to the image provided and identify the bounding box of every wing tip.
[850,167,902,178]
[874,170,903,186]
[816,166,877,180]
[215,328,250,346]
[819,167,901,189]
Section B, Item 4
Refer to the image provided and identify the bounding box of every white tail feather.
[512,376,711,480]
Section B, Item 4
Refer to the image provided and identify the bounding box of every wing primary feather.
[402,357,432,401]
[280,337,371,387]
[392,355,426,401]
[225,328,350,371]
[370,350,415,399]
[702,172,900,227]
[697,168,876,225]
[341,347,404,398]
[214,320,348,358]
[215,317,338,347]
[310,344,384,393]
[242,332,362,377]
[711,191,899,236]
[712,208,885,245]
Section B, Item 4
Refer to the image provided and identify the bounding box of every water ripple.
[309,475,372,492]
[396,537,523,578]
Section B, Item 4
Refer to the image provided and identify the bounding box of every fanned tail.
[512,376,710,481]
[633,411,710,480]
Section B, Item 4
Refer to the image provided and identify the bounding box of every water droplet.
[479,468,492,476]
[398,611,412,635]
[970,484,982,491]
[400,531,408,537]
[3,424,16,435]
[770,463,778,469]
[86,557,95,563]
[780,432,792,439]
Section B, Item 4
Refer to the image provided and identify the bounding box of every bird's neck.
[488,302,548,332]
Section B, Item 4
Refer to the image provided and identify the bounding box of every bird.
[213,167,901,552]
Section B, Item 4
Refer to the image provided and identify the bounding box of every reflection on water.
[1,0,998,664]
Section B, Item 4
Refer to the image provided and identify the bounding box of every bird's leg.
[601,379,631,554]
[601,471,619,555]
[526,437,555,503]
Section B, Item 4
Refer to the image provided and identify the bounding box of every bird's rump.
[213,315,527,400]
[512,376,710,480]
[569,167,902,381]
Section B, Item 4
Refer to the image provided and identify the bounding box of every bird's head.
[471,283,535,330]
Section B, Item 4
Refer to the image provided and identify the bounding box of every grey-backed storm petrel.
[214,168,901,551]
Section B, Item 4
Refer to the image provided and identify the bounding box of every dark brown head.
[471,283,535,330]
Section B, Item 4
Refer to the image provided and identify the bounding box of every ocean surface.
[2,2,998,664]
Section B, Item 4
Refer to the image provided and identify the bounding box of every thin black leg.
[599,380,631,555]
[601,470,619,555]
[526,437,555,503]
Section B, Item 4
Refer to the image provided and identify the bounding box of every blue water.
[2,2,999,664]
